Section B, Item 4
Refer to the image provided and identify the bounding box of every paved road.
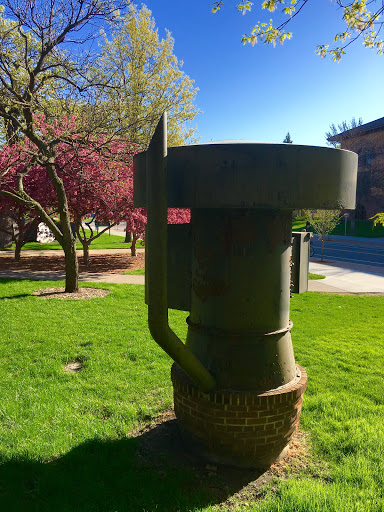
[310,236,384,270]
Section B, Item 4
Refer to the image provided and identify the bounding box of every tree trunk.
[14,219,26,261]
[131,234,137,257]
[321,237,324,262]
[14,240,22,261]
[82,241,90,265]
[43,159,79,292]
[63,240,79,292]
[125,231,132,243]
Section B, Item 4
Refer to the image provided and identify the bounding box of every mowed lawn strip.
[0,279,383,511]
[0,230,144,252]
[308,273,326,280]
[122,268,145,275]
[0,280,175,460]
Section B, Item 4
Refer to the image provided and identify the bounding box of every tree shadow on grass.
[0,278,44,299]
[0,294,31,300]
[0,277,32,286]
[0,412,272,512]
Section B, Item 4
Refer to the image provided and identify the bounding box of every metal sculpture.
[133,114,357,467]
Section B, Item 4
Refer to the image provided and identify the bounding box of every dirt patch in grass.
[64,360,84,372]
[0,252,145,274]
[133,407,311,510]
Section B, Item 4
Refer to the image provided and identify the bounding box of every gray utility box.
[291,231,311,294]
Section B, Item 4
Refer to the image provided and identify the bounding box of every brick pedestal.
[172,363,307,468]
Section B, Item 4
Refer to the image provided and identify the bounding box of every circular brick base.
[171,363,307,468]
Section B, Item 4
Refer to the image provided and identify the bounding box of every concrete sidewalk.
[308,261,384,293]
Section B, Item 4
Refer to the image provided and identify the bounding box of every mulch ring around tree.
[33,287,110,300]
[0,251,145,274]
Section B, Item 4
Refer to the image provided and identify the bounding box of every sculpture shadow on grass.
[0,414,271,512]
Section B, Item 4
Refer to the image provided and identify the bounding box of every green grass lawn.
[122,268,145,275]
[121,268,325,282]
[292,218,307,231]
[0,231,144,252]
[308,272,325,280]
[0,280,383,511]
[123,270,325,280]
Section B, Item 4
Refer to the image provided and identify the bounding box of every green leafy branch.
[212,0,384,59]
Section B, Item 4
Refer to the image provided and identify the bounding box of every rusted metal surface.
[134,142,358,210]
[145,114,216,392]
[134,119,358,391]
[184,208,295,391]
[134,116,358,466]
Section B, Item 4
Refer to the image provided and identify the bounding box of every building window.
[358,150,374,166]
[358,151,363,164]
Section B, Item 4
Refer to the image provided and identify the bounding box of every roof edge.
[328,116,384,141]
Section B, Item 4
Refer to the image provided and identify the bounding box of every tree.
[125,207,191,257]
[283,132,293,143]
[52,135,137,264]
[304,209,341,261]
[98,5,200,149]
[1,122,191,263]
[0,194,41,260]
[325,117,363,147]
[0,0,128,292]
[0,2,200,291]
[371,212,384,228]
[0,140,54,259]
[212,1,384,60]
[1,121,140,263]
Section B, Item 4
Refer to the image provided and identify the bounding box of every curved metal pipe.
[145,113,216,392]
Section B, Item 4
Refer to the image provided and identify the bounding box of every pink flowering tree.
[53,136,137,264]
[0,197,40,260]
[0,146,56,260]
[125,207,190,257]
[0,116,88,292]
[0,0,129,292]
[1,118,190,275]
[125,207,146,257]
[0,116,138,284]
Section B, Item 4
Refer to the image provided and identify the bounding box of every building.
[328,117,384,220]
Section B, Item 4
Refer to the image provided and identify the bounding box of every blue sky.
[146,0,384,146]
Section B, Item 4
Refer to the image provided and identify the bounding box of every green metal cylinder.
[185,208,296,391]
[134,122,358,467]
